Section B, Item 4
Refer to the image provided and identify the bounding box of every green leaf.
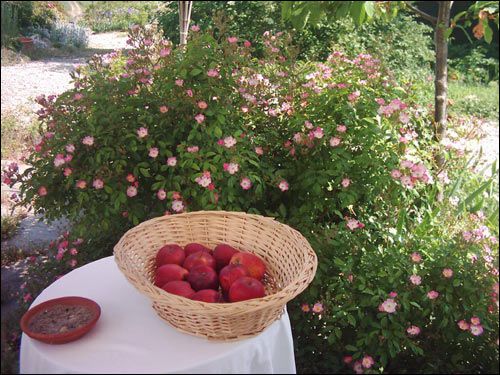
[214,126,223,138]
[364,1,375,18]
[350,1,366,25]
[483,20,493,43]
[410,302,423,310]
[140,168,151,177]
[190,68,202,76]
[347,314,356,327]
[345,345,358,352]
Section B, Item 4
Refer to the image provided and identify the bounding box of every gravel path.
[1,32,129,118]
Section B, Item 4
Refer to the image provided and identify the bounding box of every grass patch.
[448,81,499,120]
[1,112,39,160]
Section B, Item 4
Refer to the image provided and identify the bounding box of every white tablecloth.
[20,256,296,374]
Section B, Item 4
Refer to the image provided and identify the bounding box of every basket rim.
[114,210,318,311]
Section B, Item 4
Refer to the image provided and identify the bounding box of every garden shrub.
[4,24,498,373]
[157,2,434,81]
[449,43,499,84]
[48,21,88,48]
[80,1,161,33]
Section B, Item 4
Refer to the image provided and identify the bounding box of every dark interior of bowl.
[20,296,101,344]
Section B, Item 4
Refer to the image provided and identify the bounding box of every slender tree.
[179,1,193,45]
[281,1,498,163]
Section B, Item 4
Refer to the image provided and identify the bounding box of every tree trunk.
[179,1,193,46]
[434,1,452,167]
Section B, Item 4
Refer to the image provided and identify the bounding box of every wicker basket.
[113,210,317,341]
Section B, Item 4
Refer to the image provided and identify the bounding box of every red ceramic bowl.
[20,296,101,344]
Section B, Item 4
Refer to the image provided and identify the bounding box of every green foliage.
[281,1,397,29]
[1,2,19,46]
[3,25,498,374]
[449,44,499,83]
[157,2,433,81]
[80,1,161,33]
[157,1,281,55]
[292,14,434,81]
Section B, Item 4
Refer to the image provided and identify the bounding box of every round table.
[20,256,296,374]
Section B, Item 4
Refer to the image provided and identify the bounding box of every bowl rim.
[20,296,101,344]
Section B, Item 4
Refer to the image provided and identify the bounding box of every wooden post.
[179,1,193,45]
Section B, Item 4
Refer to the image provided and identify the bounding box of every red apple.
[230,252,266,280]
[228,276,266,302]
[187,265,219,291]
[184,243,211,257]
[183,251,216,271]
[190,289,224,303]
[154,264,188,287]
[219,264,249,293]
[156,244,185,267]
[213,244,239,271]
[161,280,195,298]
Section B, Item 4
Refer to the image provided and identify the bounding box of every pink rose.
[190,25,200,32]
[330,137,341,147]
[149,147,159,158]
[278,179,289,192]
[172,200,184,212]
[223,136,237,148]
[127,186,137,197]
[38,186,48,196]
[63,168,72,177]
[341,178,351,188]
[65,144,75,153]
[312,302,323,313]
[409,275,422,285]
[411,252,422,263]
[207,69,220,78]
[470,324,484,336]
[175,79,184,86]
[160,105,169,113]
[194,113,205,124]
[167,157,177,167]
[187,146,199,153]
[470,316,481,325]
[137,127,148,138]
[380,298,397,313]
[427,290,439,300]
[442,268,453,278]
[76,180,87,189]
[240,177,252,190]
[82,136,94,146]
[198,101,208,109]
[93,179,104,189]
[160,48,171,57]
[361,355,374,369]
[244,40,251,48]
[227,36,238,43]
[157,189,167,200]
[337,125,347,133]
[255,146,264,155]
[458,320,470,330]
[407,325,421,336]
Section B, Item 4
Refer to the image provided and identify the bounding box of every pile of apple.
[154,243,268,303]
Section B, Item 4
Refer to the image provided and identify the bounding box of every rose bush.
[3,24,498,373]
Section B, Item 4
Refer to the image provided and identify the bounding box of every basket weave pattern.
[114,211,317,341]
